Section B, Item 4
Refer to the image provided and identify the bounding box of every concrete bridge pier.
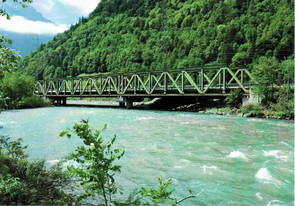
[120,97,134,109]
[50,97,67,106]
[242,90,261,106]
[61,97,67,106]
[117,97,144,109]
[125,98,133,109]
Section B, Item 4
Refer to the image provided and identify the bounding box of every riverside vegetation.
[0,3,50,110]
[0,120,200,205]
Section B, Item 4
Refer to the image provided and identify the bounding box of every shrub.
[0,136,77,205]
[1,72,35,102]
[17,95,51,109]
[241,104,264,116]
[225,89,244,108]
[60,120,125,206]
[270,87,294,118]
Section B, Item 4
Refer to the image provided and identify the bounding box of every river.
[0,106,293,205]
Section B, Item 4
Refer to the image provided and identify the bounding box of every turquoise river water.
[0,107,293,205]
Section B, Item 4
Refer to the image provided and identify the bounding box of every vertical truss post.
[134,75,137,94]
[164,72,167,94]
[89,80,92,95]
[149,73,152,93]
[222,68,226,93]
[219,72,221,88]
[99,75,102,92]
[71,79,74,94]
[95,78,98,94]
[123,75,126,92]
[108,78,111,94]
[118,75,121,93]
[79,80,82,95]
[43,81,47,95]
[116,75,118,93]
[55,80,59,94]
[200,68,204,91]
[181,71,184,92]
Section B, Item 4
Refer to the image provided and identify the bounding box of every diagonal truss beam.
[34,68,253,97]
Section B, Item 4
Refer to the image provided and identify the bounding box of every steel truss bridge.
[35,67,254,107]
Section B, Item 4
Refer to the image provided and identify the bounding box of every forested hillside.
[21,0,293,80]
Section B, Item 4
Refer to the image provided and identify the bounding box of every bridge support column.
[61,97,67,106]
[124,97,133,109]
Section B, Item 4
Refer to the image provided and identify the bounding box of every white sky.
[0,0,100,35]
[59,0,101,15]
[0,15,68,35]
[31,0,100,24]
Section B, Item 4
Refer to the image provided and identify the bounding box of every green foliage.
[240,104,264,116]
[225,89,244,108]
[120,177,201,206]
[0,0,50,111]
[139,178,175,205]
[0,136,77,205]
[1,72,34,101]
[21,0,293,79]
[270,87,294,118]
[60,120,125,206]
[0,72,50,109]
[252,56,294,106]
[17,95,51,109]
[0,36,21,78]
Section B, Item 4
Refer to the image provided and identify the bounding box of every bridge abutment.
[242,90,261,106]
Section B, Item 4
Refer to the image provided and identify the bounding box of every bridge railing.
[35,67,254,97]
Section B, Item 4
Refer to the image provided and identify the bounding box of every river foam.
[263,150,288,162]
[202,165,217,174]
[255,192,263,201]
[227,151,248,161]
[255,168,281,186]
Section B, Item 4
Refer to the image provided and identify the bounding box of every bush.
[241,104,264,116]
[0,136,78,205]
[60,120,125,206]
[252,56,294,106]
[0,72,52,109]
[17,95,51,109]
[225,89,244,108]
[270,87,294,118]
[1,72,35,102]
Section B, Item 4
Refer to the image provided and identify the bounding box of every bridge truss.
[35,67,254,98]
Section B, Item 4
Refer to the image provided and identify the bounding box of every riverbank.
[61,99,294,121]
[172,103,294,120]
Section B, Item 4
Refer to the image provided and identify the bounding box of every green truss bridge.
[35,67,255,108]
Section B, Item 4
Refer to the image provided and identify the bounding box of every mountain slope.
[22,0,293,80]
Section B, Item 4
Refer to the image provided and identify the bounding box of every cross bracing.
[34,67,254,98]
